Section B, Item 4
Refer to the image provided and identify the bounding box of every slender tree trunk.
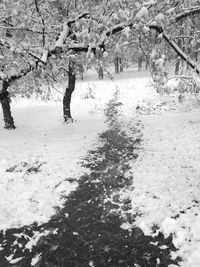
[175,58,181,75]
[195,42,199,63]
[63,61,76,122]
[115,56,120,74]
[98,65,104,79]
[119,58,123,72]
[138,55,142,71]
[0,81,15,129]
[145,57,149,70]
[175,37,181,74]
[175,33,182,74]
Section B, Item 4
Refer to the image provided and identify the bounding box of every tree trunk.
[138,55,142,71]
[195,42,199,63]
[145,57,149,70]
[119,58,123,72]
[63,61,76,122]
[0,81,15,129]
[115,57,120,74]
[175,58,181,75]
[175,37,181,74]
[175,28,184,75]
[98,65,104,79]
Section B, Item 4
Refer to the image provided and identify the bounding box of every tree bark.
[63,61,76,122]
[175,38,182,74]
[98,65,104,79]
[145,57,149,70]
[119,58,123,72]
[0,81,15,129]
[149,25,200,76]
[115,57,120,74]
[138,55,142,71]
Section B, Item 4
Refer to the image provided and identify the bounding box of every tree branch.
[0,25,55,34]
[149,24,200,75]
[34,0,46,46]
[175,6,200,22]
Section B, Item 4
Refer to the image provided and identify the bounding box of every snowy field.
[0,69,151,230]
[1,68,200,266]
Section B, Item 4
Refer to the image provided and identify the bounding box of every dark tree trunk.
[0,81,15,129]
[98,65,104,79]
[175,38,182,75]
[63,61,76,122]
[175,58,181,75]
[195,42,199,63]
[138,55,142,71]
[145,57,149,70]
[115,57,120,74]
[119,58,123,72]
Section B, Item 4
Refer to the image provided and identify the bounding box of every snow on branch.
[0,12,90,81]
[0,72,7,80]
[0,25,48,34]
[149,24,200,76]
[8,66,33,82]
[0,39,45,64]
[105,22,133,37]
[46,12,90,60]
[41,49,49,63]
[54,12,89,49]
[0,64,33,82]
[67,12,90,26]
[54,22,69,48]
[175,6,200,22]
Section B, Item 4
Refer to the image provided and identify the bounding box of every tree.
[1,0,200,129]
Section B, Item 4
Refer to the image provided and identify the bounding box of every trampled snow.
[1,68,200,266]
[0,79,114,229]
[0,70,150,230]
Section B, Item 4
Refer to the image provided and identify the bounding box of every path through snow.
[1,70,200,266]
[0,74,151,230]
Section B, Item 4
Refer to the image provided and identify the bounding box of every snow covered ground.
[1,68,200,266]
[0,80,112,229]
[119,93,200,266]
[0,69,151,230]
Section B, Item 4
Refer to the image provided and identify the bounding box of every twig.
[56,66,69,76]
[34,0,46,46]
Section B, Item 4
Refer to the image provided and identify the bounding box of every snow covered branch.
[0,25,48,34]
[0,64,33,82]
[105,22,133,38]
[175,6,200,22]
[54,22,69,48]
[54,12,90,49]
[47,12,90,60]
[149,24,200,76]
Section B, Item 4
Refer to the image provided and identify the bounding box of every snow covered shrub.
[104,89,122,128]
[163,76,200,103]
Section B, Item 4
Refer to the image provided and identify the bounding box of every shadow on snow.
[0,91,180,267]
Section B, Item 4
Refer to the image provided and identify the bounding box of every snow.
[25,230,51,251]
[1,68,200,265]
[0,69,149,230]
[135,6,148,21]
[31,253,42,266]
[0,79,116,230]
[118,86,200,266]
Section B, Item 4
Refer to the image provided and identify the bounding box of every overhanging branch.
[175,6,200,22]
[149,24,200,75]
